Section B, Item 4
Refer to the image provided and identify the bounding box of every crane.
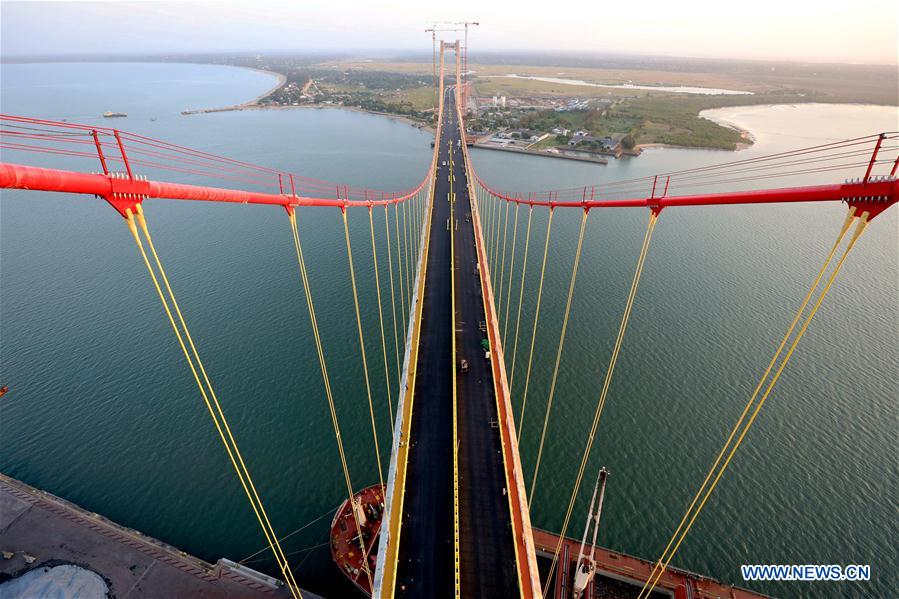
[573,468,610,599]
[426,21,479,114]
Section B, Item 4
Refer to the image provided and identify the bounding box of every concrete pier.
[0,472,321,598]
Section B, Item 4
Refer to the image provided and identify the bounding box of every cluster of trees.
[328,70,432,91]
[518,108,574,132]
[316,90,430,120]
[615,96,745,149]
[256,67,436,121]
[469,108,518,132]
[272,67,431,91]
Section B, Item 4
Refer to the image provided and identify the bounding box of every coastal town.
[465,94,639,164]
[183,67,660,165]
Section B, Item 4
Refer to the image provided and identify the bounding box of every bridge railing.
[460,114,896,599]
[467,131,899,218]
[0,113,434,217]
[371,53,447,599]
[456,82,544,599]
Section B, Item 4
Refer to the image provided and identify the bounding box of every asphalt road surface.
[394,88,519,598]
[394,88,456,598]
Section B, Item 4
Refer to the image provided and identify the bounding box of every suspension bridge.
[1,39,896,599]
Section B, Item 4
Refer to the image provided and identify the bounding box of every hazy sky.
[2,0,896,65]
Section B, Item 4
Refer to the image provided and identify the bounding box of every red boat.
[329,484,385,597]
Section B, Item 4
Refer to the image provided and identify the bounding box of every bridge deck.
[391,90,521,598]
[392,91,456,598]
[451,111,521,596]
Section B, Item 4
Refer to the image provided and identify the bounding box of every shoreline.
[634,139,751,152]
[243,67,288,104]
[472,142,609,164]
[184,97,435,134]
[180,66,286,114]
[699,107,758,150]
[183,69,888,160]
[180,64,437,133]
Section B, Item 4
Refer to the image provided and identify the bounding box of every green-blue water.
[1,63,896,598]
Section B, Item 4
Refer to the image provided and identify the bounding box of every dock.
[0,472,320,598]
[472,142,610,164]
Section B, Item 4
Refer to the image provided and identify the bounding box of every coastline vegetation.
[199,54,896,152]
[257,67,443,124]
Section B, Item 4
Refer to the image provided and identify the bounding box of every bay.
[1,62,895,598]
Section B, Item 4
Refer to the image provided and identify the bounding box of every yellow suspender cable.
[398,201,406,313]
[491,195,502,274]
[406,198,414,328]
[542,211,659,599]
[485,191,493,263]
[508,206,534,396]
[126,206,303,599]
[638,205,858,596]
[342,209,386,489]
[417,190,424,257]
[517,209,555,441]
[288,211,374,593]
[369,208,395,432]
[419,190,424,254]
[502,204,521,349]
[394,203,407,337]
[496,198,506,287]
[497,201,511,320]
[415,194,420,257]
[402,199,412,308]
[485,190,492,261]
[415,191,424,250]
[528,209,589,503]
[638,209,866,599]
[411,194,417,249]
[384,205,402,384]
[411,193,419,265]
[485,191,492,257]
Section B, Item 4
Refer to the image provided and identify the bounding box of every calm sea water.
[1,63,896,598]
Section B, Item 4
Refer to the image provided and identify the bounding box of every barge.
[330,482,769,599]
[329,484,386,596]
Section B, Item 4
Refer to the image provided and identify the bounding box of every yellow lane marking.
[379,104,443,599]
[450,143,462,598]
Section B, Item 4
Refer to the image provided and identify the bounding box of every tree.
[621,135,636,150]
